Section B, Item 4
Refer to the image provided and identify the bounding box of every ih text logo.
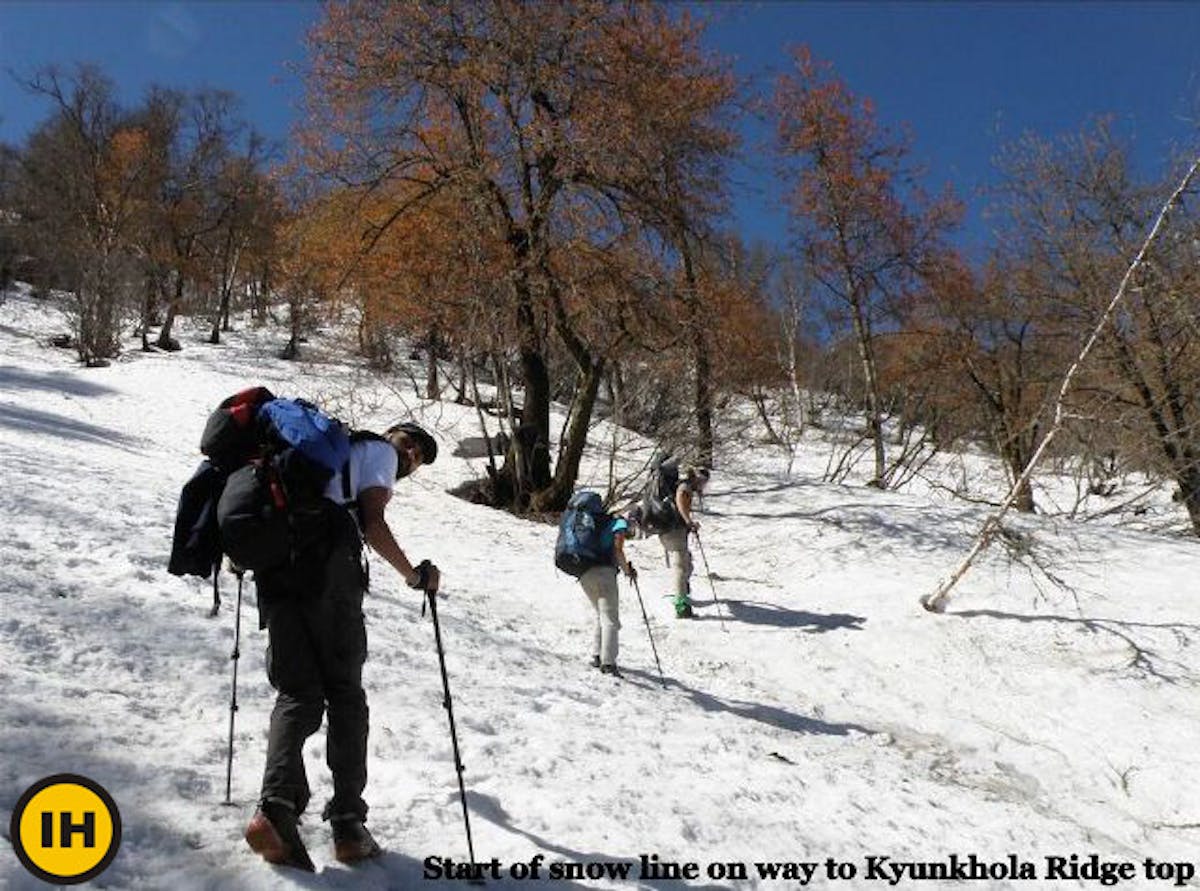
[9,774,122,885]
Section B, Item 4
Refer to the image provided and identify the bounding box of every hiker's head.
[684,465,711,492]
[625,505,644,537]
[385,422,438,478]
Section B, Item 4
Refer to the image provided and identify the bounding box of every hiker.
[579,512,637,677]
[554,491,637,676]
[654,464,710,619]
[244,420,440,871]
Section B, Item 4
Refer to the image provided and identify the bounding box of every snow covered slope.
[2,290,1198,890]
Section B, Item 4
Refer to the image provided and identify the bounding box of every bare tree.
[0,143,20,293]
[20,66,151,365]
[922,151,1200,614]
[772,46,961,487]
[151,89,247,350]
[202,132,273,343]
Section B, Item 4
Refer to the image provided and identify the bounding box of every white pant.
[659,528,693,599]
[579,565,620,666]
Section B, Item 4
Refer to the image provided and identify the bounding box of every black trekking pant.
[256,513,369,822]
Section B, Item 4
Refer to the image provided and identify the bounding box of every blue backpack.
[555,490,616,578]
[258,399,352,476]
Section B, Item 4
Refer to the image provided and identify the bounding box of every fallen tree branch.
[922,154,1200,614]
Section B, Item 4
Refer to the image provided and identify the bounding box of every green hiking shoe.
[674,595,694,619]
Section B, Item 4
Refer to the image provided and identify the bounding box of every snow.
[1,286,1199,889]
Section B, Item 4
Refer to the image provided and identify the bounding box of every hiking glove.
[624,563,638,582]
[408,559,440,593]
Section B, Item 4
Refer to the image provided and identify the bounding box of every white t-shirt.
[324,439,398,505]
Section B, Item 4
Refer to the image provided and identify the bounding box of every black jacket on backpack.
[641,459,683,534]
[168,460,225,579]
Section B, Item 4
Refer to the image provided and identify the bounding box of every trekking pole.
[424,581,478,866]
[692,531,727,632]
[630,575,666,688]
[208,565,221,618]
[222,567,245,805]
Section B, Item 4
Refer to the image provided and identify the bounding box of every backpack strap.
[341,456,369,555]
[339,449,370,548]
[341,430,389,500]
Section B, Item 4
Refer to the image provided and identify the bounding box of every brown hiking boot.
[244,800,315,872]
[331,815,382,864]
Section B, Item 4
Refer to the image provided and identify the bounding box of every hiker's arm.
[675,487,699,531]
[613,531,636,579]
[358,486,421,587]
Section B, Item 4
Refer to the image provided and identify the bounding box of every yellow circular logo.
[9,774,121,885]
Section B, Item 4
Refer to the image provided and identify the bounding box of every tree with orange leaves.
[772,46,960,488]
[299,0,736,511]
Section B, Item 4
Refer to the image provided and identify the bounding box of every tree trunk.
[753,389,786,445]
[496,283,552,509]
[679,235,714,468]
[81,259,120,365]
[1176,465,1200,536]
[253,262,271,323]
[454,348,468,404]
[212,237,242,340]
[141,291,153,352]
[516,344,552,482]
[849,296,885,487]
[694,325,714,468]
[784,289,807,438]
[426,325,441,401]
[532,358,605,512]
[1007,449,1036,513]
[469,358,500,479]
[210,281,234,342]
[140,271,160,351]
[280,294,305,360]
[156,274,184,350]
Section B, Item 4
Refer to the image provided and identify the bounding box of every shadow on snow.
[949,608,1199,685]
[713,598,866,633]
[0,402,144,450]
[466,791,729,891]
[0,364,120,398]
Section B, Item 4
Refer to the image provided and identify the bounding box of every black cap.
[389,421,438,465]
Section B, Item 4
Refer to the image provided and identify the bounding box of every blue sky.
[1,1,1197,255]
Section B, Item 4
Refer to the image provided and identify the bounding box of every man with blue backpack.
[171,390,443,868]
[555,491,637,677]
[171,388,440,870]
[244,414,441,870]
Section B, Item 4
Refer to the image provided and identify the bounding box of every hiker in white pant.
[661,466,709,618]
[658,526,693,608]
[578,515,636,677]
